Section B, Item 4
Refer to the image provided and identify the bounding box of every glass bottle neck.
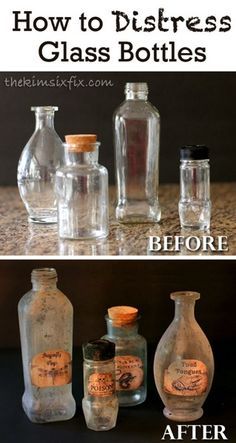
[106,318,139,338]
[125,91,148,101]
[174,300,196,322]
[35,112,55,130]
[31,268,58,291]
[65,149,99,165]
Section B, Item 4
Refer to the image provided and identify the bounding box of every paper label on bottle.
[30,349,72,388]
[115,355,144,391]
[88,373,115,397]
[164,359,208,396]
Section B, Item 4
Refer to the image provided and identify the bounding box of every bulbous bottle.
[17,106,63,224]
[18,268,76,423]
[154,291,214,422]
[113,82,161,223]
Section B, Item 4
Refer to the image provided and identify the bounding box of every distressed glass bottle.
[178,145,211,231]
[154,291,214,422]
[114,82,161,223]
[82,339,119,431]
[17,106,63,223]
[18,268,76,423]
[103,306,147,406]
[56,134,109,240]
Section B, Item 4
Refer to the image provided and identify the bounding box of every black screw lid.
[83,339,115,361]
[180,145,209,161]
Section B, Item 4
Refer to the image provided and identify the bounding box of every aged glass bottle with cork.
[102,306,147,406]
[82,339,119,431]
[17,106,63,224]
[179,145,211,231]
[18,268,76,423]
[154,291,214,422]
[56,134,109,240]
[113,82,161,223]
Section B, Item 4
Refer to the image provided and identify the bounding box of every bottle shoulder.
[56,163,108,177]
[114,100,160,120]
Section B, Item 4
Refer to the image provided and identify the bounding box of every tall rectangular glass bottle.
[18,268,76,423]
[113,82,161,223]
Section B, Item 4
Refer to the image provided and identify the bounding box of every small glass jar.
[178,145,211,231]
[56,134,109,240]
[82,339,119,431]
[102,306,147,407]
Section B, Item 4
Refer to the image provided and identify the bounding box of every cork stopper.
[108,306,138,326]
[65,134,97,152]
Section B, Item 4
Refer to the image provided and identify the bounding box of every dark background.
[0,259,235,442]
[1,72,235,186]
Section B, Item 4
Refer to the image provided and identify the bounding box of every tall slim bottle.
[113,82,161,223]
[18,268,76,423]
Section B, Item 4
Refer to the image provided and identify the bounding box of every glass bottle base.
[82,397,118,431]
[116,204,161,224]
[22,400,76,423]
[59,228,108,240]
[28,210,57,224]
[163,407,203,422]
[118,389,146,407]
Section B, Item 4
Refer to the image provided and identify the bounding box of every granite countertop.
[0,184,235,256]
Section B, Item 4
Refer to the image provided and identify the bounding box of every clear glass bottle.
[102,306,147,406]
[18,268,76,423]
[178,145,211,230]
[113,82,161,223]
[56,134,109,240]
[17,106,63,224]
[154,291,214,422]
[82,339,119,431]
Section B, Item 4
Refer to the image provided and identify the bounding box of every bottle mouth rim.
[105,314,141,326]
[31,106,58,113]
[31,268,57,281]
[170,291,200,301]
[125,82,148,94]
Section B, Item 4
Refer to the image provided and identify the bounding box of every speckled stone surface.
[0,184,235,256]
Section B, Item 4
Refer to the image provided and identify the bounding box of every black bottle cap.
[180,145,209,161]
[83,339,115,361]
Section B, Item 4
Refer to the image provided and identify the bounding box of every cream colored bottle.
[154,291,214,422]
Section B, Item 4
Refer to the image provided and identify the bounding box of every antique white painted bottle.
[154,291,214,422]
[18,268,76,423]
[114,82,161,223]
[103,306,147,406]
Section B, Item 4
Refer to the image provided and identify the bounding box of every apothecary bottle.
[56,134,109,240]
[18,268,76,423]
[113,82,161,223]
[17,106,63,224]
[103,306,147,406]
[178,145,211,231]
[82,339,119,431]
[154,291,214,422]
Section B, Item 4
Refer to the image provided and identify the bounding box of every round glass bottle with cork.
[102,306,147,407]
[56,134,109,240]
[82,339,119,431]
